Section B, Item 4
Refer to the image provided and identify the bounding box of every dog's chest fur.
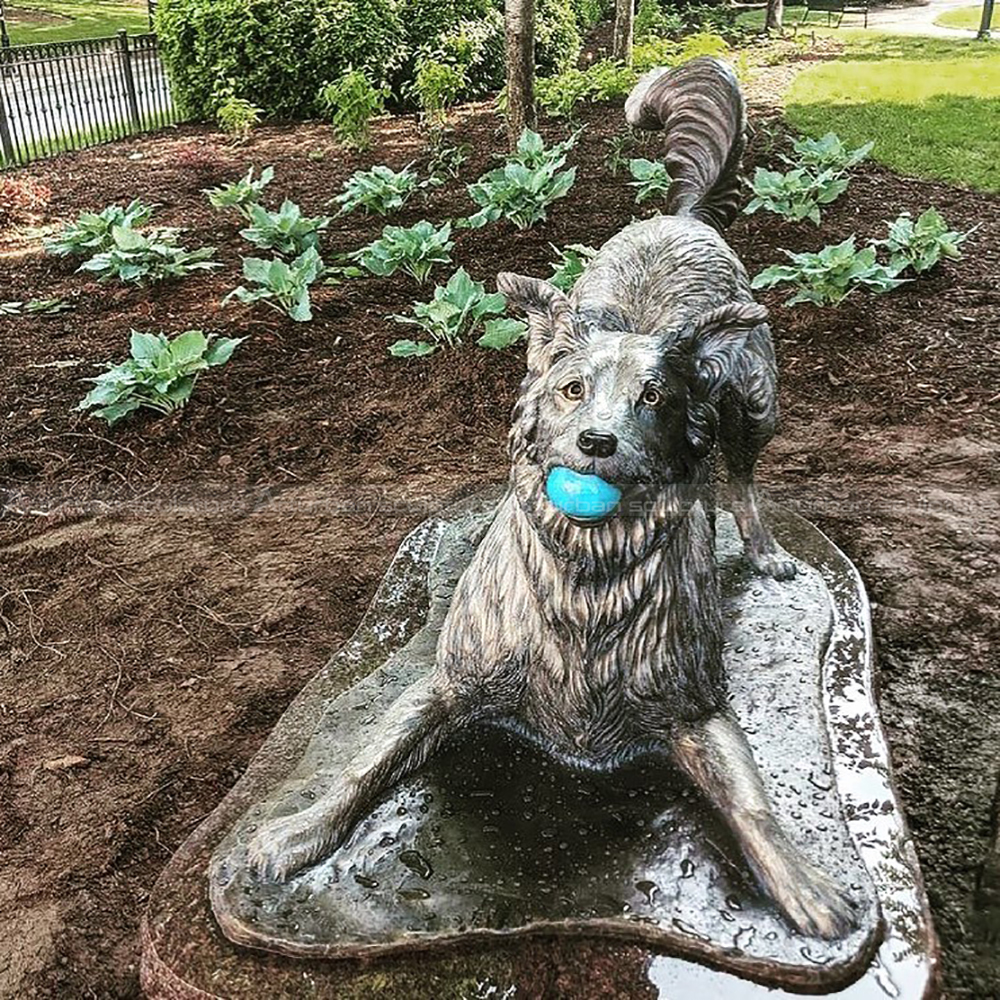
[438,493,726,769]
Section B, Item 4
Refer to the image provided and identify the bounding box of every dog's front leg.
[247,672,457,881]
[671,712,855,939]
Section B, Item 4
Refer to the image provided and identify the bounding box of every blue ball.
[545,466,622,520]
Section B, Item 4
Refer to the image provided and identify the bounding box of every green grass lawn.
[5,0,149,45]
[735,4,870,30]
[785,33,1000,191]
[934,4,998,30]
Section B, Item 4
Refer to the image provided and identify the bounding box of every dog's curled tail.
[625,56,745,232]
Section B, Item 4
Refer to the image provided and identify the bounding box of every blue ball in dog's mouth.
[545,466,622,521]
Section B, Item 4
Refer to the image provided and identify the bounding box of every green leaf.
[389,339,436,357]
[204,336,245,366]
[477,318,527,349]
[130,331,165,361]
[112,225,147,251]
[168,330,208,365]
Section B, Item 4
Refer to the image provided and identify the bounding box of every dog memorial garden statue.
[140,58,939,999]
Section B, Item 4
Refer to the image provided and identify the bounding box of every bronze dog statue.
[247,57,854,939]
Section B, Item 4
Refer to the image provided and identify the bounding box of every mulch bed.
[1,98,998,997]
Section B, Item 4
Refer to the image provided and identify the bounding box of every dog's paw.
[767,853,857,940]
[246,808,338,882]
[748,546,797,581]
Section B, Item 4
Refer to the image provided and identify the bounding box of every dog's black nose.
[578,429,618,458]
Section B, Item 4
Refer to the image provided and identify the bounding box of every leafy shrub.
[785,133,873,173]
[635,0,683,39]
[334,164,420,216]
[239,200,330,257]
[569,0,611,29]
[628,157,672,205]
[535,0,582,76]
[45,200,156,257]
[414,59,466,123]
[318,70,386,151]
[677,29,729,61]
[536,59,636,119]
[77,330,243,425]
[633,38,681,73]
[215,93,263,141]
[155,0,406,120]
[752,237,906,306]
[354,220,454,282]
[418,8,505,100]
[0,175,51,226]
[79,226,220,285]
[873,208,968,274]
[204,166,274,219]
[390,267,525,356]
[745,167,849,226]
[549,243,597,292]
[225,247,324,322]
[464,128,577,230]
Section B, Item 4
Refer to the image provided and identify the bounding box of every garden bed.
[1,101,998,996]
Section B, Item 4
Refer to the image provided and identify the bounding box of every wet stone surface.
[142,491,937,998]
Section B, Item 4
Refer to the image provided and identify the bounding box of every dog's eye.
[641,384,664,408]
[560,380,584,401]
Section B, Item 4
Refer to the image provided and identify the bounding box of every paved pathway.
[865,0,987,36]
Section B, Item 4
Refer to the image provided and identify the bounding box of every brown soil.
[1,100,998,998]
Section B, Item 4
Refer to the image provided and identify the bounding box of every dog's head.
[498,272,766,559]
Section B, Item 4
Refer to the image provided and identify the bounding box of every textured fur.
[247,58,854,940]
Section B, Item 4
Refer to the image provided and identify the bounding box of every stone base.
[141,491,939,999]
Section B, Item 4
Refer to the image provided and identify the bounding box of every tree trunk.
[613,0,634,66]
[977,0,994,38]
[765,0,784,31]
[505,0,535,148]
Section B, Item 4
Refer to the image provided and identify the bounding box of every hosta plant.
[628,158,673,205]
[224,247,324,322]
[353,221,454,283]
[874,208,969,275]
[0,296,74,316]
[752,236,907,306]
[425,138,472,187]
[334,164,420,216]
[77,330,243,425]
[744,167,848,226]
[549,243,598,292]
[78,226,220,285]
[239,199,330,257]
[204,166,275,219]
[785,132,873,173]
[318,70,386,151]
[45,199,156,257]
[389,268,526,357]
[464,129,577,230]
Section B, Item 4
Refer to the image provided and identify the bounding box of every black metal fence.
[0,30,177,167]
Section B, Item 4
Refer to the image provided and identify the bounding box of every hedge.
[157,0,591,120]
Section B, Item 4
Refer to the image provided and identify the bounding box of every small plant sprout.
[874,208,970,275]
[752,236,907,307]
[744,167,849,226]
[204,166,275,219]
[318,69,386,151]
[334,164,420,216]
[464,128,577,230]
[78,226,220,285]
[548,243,598,292]
[425,136,472,187]
[215,87,264,142]
[353,220,454,283]
[785,133,874,173]
[45,199,157,257]
[604,128,638,176]
[224,247,324,322]
[77,330,244,425]
[389,268,526,357]
[239,200,331,257]
[628,158,673,205]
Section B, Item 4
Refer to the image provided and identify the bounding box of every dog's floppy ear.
[684,301,768,398]
[497,272,580,374]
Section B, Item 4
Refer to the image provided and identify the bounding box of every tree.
[505,0,535,148]
[766,0,784,31]
[977,0,994,38]
[613,0,634,65]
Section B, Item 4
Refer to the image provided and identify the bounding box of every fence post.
[117,29,141,131]
[0,77,15,165]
